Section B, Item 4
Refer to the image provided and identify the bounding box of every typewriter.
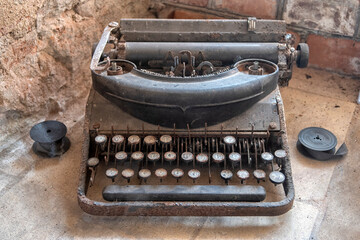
[78,19,309,216]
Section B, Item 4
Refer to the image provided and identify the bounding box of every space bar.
[102,185,266,202]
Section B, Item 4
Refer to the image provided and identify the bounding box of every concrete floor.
[0,67,359,239]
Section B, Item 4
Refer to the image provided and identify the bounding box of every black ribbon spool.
[30,120,71,158]
[297,127,347,161]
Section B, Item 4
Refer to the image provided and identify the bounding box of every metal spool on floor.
[297,127,347,161]
[30,120,71,158]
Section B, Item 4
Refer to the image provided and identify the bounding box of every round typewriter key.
[164,151,176,162]
[181,152,194,163]
[147,151,160,162]
[115,151,128,161]
[138,169,151,181]
[196,153,209,164]
[121,168,134,182]
[223,136,236,145]
[253,169,266,183]
[171,168,184,180]
[87,157,99,187]
[236,169,250,183]
[128,135,141,145]
[160,135,172,144]
[261,152,274,164]
[87,157,100,167]
[229,152,241,163]
[144,135,156,146]
[269,171,285,185]
[112,135,124,145]
[274,149,287,165]
[220,169,233,184]
[155,168,168,182]
[212,152,225,164]
[106,168,118,182]
[131,151,144,161]
[95,135,107,145]
[274,149,287,159]
[188,169,201,182]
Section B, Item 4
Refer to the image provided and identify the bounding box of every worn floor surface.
[0,67,359,239]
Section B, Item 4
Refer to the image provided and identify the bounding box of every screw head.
[269,122,277,129]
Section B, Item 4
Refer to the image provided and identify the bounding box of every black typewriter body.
[78,19,309,216]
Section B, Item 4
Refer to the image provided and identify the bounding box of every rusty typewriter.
[78,19,309,216]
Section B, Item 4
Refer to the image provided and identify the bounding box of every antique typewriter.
[78,19,309,216]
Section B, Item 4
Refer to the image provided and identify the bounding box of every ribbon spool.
[297,127,347,161]
[30,120,71,158]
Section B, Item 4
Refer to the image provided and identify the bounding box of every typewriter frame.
[77,89,294,216]
[78,18,300,216]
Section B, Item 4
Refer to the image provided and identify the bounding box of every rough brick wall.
[0,0,153,149]
[160,0,360,76]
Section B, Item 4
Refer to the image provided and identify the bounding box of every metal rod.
[204,123,208,145]
[208,138,211,184]
[246,140,251,166]
[161,144,164,166]
[223,141,227,170]
[239,139,242,170]
[187,124,192,146]
[173,123,176,145]
[177,137,180,168]
[106,137,111,166]
[193,140,196,168]
[254,139,258,170]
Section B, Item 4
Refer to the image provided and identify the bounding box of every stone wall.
[1,0,358,150]
[159,0,360,76]
[0,0,153,149]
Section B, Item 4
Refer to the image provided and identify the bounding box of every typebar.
[103,185,266,202]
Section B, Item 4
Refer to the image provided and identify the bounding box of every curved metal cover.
[91,59,279,128]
